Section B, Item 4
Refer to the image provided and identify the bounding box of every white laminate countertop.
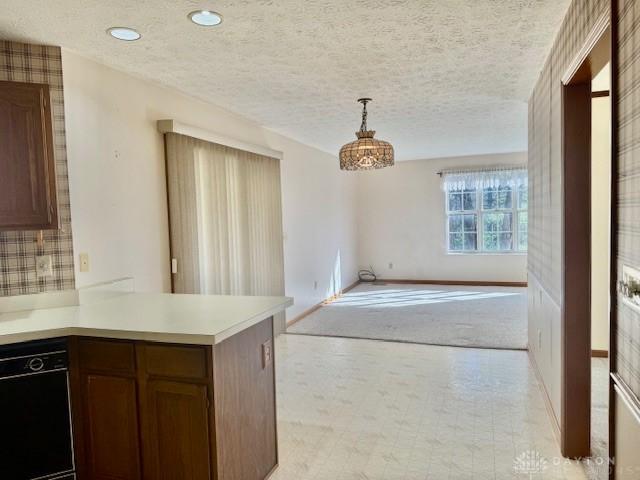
[0,291,293,346]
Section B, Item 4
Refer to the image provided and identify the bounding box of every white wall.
[591,95,611,353]
[355,152,528,282]
[62,50,357,320]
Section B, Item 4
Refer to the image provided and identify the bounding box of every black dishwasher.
[0,338,76,480]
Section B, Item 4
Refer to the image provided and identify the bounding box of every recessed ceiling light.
[107,27,141,41]
[188,10,223,27]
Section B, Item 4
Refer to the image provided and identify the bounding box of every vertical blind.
[164,132,285,297]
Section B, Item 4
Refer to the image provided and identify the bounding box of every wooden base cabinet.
[69,338,141,480]
[69,317,277,480]
[142,380,211,479]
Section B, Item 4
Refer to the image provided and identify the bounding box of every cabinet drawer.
[77,338,136,375]
[140,344,208,380]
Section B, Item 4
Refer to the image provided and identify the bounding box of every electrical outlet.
[388,262,393,269]
[35,255,53,278]
[314,280,318,290]
[262,340,273,368]
[79,253,90,272]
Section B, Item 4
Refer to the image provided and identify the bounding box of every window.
[447,188,478,252]
[444,168,527,253]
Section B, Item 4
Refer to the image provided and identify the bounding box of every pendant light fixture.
[339,98,394,171]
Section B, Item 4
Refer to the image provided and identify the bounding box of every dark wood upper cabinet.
[0,80,58,230]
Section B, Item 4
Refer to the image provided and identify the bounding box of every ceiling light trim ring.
[107,27,142,41]
[188,10,224,27]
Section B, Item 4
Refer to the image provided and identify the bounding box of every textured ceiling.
[1,0,570,160]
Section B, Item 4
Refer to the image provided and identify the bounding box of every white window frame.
[446,184,527,254]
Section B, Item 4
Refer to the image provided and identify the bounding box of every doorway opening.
[588,62,611,480]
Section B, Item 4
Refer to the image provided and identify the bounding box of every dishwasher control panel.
[0,350,68,379]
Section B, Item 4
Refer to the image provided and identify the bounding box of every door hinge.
[171,258,178,274]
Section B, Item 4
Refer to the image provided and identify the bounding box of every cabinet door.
[0,80,57,230]
[80,373,142,480]
[142,380,211,480]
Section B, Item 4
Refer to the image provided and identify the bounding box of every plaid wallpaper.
[528,0,610,307]
[616,0,640,397]
[530,0,640,399]
[0,42,75,296]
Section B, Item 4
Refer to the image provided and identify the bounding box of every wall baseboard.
[528,349,562,446]
[285,280,361,328]
[375,279,528,288]
[592,349,609,358]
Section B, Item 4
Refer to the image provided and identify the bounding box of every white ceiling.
[1,0,570,161]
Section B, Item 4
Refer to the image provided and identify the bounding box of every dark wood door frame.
[560,13,611,459]
[561,81,592,458]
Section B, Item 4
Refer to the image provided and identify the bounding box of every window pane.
[483,186,512,210]
[518,185,528,209]
[519,229,528,251]
[449,214,463,233]
[518,210,528,226]
[483,233,498,251]
[463,214,477,232]
[499,212,513,231]
[518,211,528,251]
[463,190,476,210]
[483,212,496,232]
[498,186,513,209]
[464,233,477,250]
[483,213,512,233]
[482,188,497,210]
[499,233,513,250]
[449,233,463,251]
[483,212,513,251]
[448,193,462,212]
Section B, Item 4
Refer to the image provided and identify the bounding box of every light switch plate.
[79,253,90,272]
[35,255,53,278]
[262,340,273,369]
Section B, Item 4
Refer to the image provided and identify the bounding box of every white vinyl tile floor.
[582,358,609,480]
[271,334,589,480]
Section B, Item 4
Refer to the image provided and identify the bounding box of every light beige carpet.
[287,283,528,350]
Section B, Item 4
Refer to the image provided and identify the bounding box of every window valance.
[441,166,528,192]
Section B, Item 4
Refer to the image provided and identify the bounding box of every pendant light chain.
[359,98,369,132]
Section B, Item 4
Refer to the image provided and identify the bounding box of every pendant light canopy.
[339,98,394,171]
